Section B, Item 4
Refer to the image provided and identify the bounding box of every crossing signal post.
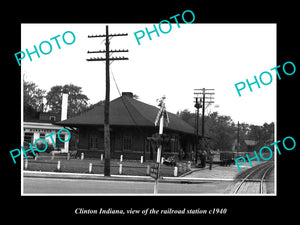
[153,96,169,194]
[87,25,128,176]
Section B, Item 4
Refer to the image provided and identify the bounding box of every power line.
[111,69,149,138]
[111,69,122,97]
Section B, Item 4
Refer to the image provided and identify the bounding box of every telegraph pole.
[194,88,215,164]
[201,90,206,141]
[87,25,128,176]
[194,97,201,164]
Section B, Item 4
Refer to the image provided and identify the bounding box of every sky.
[21,23,276,126]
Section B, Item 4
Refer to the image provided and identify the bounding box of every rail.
[233,161,274,194]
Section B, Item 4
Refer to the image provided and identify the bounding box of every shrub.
[35,142,55,153]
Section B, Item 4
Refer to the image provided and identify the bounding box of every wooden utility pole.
[194,88,215,164]
[194,97,201,164]
[104,26,111,176]
[87,25,128,176]
[201,90,206,143]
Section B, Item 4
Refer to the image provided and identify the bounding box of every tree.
[45,84,89,118]
[235,122,250,152]
[82,100,105,112]
[176,109,274,152]
[177,109,236,151]
[24,80,46,112]
[206,112,235,151]
[133,94,139,100]
[246,122,274,148]
[261,122,274,144]
[24,80,46,120]
[176,109,195,125]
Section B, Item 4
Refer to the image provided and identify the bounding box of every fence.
[23,153,191,177]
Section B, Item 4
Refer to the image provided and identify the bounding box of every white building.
[23,121,70,153]
[23,93,70,153]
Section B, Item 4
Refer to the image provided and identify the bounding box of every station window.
[56,133,65,148]
[40,133,45,139]
[24,132,33,144]
[123,136,132,151]
[89,135,99,149]
[49,115,56,121]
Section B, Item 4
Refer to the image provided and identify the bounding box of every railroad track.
[232,161,274,194]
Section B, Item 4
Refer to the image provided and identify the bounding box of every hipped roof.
[56,95,195,135]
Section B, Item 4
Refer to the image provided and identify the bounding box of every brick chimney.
[61,93,68,121]
[122,92,133,98]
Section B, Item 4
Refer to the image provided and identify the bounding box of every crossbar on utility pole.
[87,25,128,176]
[194,88,215,165]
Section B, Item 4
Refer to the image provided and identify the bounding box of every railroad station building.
[56,92,197,161]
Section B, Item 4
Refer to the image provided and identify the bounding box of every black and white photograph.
[5,4,297,221]
[20,23,278,196]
